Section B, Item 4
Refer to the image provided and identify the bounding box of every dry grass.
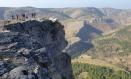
[72,54,123,71]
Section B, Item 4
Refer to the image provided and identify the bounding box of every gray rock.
[0,61,7,76]
[0,20,73,79]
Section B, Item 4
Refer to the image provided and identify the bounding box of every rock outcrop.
[0,20,73,79]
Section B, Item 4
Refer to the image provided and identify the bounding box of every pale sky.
[0,0,131,9]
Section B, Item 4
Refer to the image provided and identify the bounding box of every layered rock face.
[0,20,73,79]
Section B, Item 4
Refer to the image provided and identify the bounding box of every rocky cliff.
[0,20,73,79]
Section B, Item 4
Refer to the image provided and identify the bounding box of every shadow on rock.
[66,21,102,58]
[77,21,102,41]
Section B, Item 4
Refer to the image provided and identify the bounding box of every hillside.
[71,25,131,79]
[0,7,71,20]
[72,54,131,79]
[0,7,131,26]
[91,25,131,56]
[1,7,131,79]
[85,25,131,71]
[63,20,102,57]
[72,62,131,79]
[0,7,130,41]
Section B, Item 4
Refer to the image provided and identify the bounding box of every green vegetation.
[88,25,131,57]
[72,63,131,79]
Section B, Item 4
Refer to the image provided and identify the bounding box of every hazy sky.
[0,0,131,9]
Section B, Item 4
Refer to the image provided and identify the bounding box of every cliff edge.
[0,20,73,79]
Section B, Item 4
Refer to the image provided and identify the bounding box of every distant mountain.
[1,7,131,58]
[0,7,103,20]
[0,7,131,31]
[0,7,130,24]
[0,7,71,20]
[0,7,10,19]
[51,7,104,19]
[100,8,131,25]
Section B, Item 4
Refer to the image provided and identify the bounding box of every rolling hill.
[85,25,131,71]
[71,25,131,79]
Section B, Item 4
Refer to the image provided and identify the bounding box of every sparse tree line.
[72,63,131,79]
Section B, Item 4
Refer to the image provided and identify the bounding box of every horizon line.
[0,6,130,10]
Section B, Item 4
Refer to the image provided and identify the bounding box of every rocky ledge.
[0,20,74,79]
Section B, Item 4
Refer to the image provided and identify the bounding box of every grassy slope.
[91,25,131,56]
[72,55,122,71]
[72,62,131,79]
[71,25,131,79]
[72,54,131,79]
